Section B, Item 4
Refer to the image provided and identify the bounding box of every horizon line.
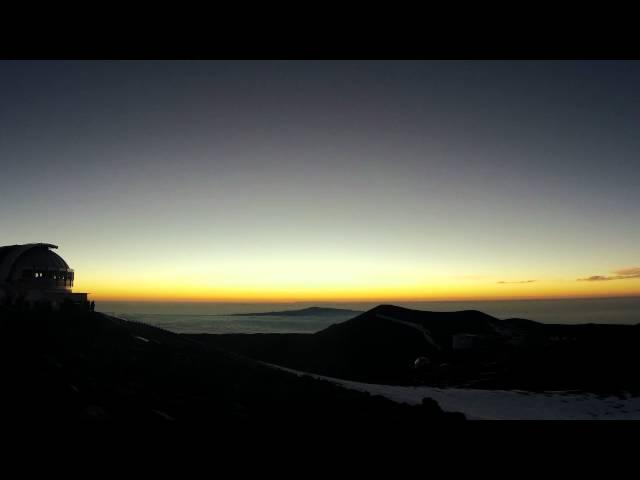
[92,293,640,304]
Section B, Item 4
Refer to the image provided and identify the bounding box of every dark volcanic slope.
[190,305,503,385]
[0,306,462,423]
[188,305,640,392]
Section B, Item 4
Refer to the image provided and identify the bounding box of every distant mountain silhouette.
[189,304,640,392]
[230,306,362,317]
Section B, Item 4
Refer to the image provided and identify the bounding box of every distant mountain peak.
[230,307,363,317]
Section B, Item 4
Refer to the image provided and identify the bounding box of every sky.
[1,60,639,302]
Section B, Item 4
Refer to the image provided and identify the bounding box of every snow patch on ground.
[268,363,640,420]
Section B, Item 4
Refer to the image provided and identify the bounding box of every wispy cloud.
[497,280,536,284]
[578,267,640,281]
[614,267,640,276]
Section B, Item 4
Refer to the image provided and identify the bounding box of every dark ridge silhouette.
[229,306,363,317]
[190,305,506,385]
[0,304,463,424]
[187,304,640,392]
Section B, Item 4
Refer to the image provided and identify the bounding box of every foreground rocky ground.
[0,306,463,423]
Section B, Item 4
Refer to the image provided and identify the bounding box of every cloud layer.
[578,267,640,281]
[497,280,536,284]
[614,267,640,276]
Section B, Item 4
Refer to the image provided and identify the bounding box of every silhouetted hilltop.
[230,306,362,317]
[193,305,506,384]
[0,305,462,424]
[189,304,640,392]
[317,305,503,346]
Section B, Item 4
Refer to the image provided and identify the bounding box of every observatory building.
[0,243,88,309]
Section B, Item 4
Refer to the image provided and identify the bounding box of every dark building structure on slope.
[0,243,88,309]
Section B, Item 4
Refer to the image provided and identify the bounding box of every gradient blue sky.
[1,61,639,300]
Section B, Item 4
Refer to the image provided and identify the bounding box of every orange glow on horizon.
[77,277,640,303]
[71,256,640,303]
